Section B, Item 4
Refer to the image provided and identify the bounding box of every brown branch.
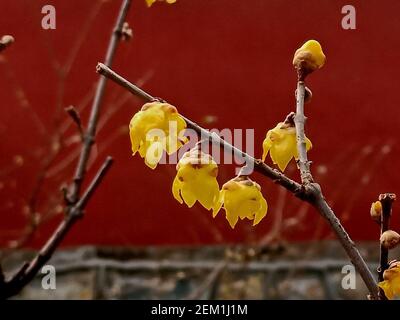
[0,0,131,299]
[185,260,227,300]
[68,0,132,204]
[96,63,380,300]
[0,157,113,299]
[293,74,378,298]
[96,63,301,194]
[294,81,313,184]
[378,193,396,282]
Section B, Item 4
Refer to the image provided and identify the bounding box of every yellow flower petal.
[254,196,268,226]
[226,210,239,229]
[145,0,156,7]
[378,264,400,299]
[144,141,163,169]
[270,143,295,171]
[262,132,272,161]
[192,177,219,210]
[146,0,176,7]
[172,176,183,204]
[212,190,224,218]
[379,280,394,300]
[181,187,196,208]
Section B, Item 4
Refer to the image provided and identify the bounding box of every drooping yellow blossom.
[146,0,176,7]
[378,262,400,300]
[172,148,219,210]
[262,121,312,172]
[293,40,326,77]
[129,101,186,169]
[213,176,268,229]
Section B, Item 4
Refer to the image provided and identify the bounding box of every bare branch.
[96,63,301,193]
[75,156,114,211]
[294,81,313,185]
[68,0,132,204]
[0,157,113,299]
[185,260,227,300]
[293,74,379,298]
[97,64,380,300]
[377,193,396,300]
[0,0,131,299]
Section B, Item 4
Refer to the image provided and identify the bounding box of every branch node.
[121,22,133,41]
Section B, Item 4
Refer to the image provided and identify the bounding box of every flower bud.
[293,40,326,79]
[380,230,400,250]
[370,201,382,222]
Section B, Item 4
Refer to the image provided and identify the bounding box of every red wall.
[0,0,399,247]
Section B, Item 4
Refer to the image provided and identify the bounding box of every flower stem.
[294,80,313,185]
[378,194,395,282]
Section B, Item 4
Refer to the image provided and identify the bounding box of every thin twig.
[294,81,313,184]
[65,106,84,141]
[0,157,113,299]
[378,193,396,282]
[0,0,131,299]
[69,0,132,203]
[97,64,380,300]
[185,260,227,300]
[293,74,378,298]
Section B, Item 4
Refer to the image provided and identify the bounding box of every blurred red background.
[0,0,399,247]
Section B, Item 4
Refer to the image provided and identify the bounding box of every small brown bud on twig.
[370,201,382,222]
[295,86,312,104]
[380,230,400,250]
[0,35,14,52]
[121,22,133,41]
[65,106,84,141]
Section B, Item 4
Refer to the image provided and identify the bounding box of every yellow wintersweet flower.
[129,101,186,169]
[213,176,268,229]
[172,148,219,210]
[378,262,400,300]
[293,40,326,77]
[146,0,176,7]
[262,121,312,172]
